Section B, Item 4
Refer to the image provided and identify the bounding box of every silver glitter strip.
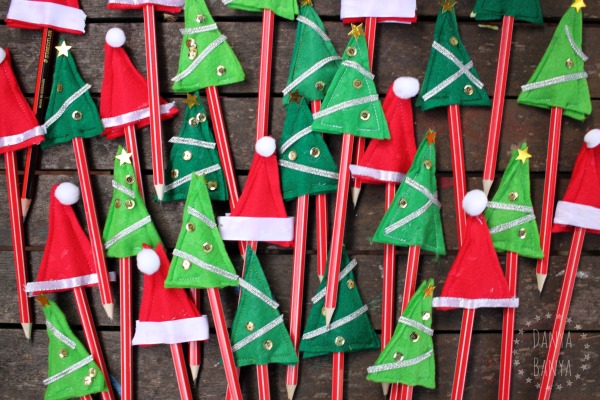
[366,350,434,374]
[46,320,76,349]
[231,315,284,352]
[163,164,222,193]
[397,316,434,336]
[44,84,91,128]
[187,206,217,229]
[168,136,216,149]
[180,23,218,35]
[384,200,434,235]
[0,125,45,148]
[239,279,280,309]
[301,304,368,340]
[112,180,135,199]
[432,41,484,88]
[279,126,312,153]
[172,249,239,281]
[104,215,152,249]
[278,160,340,180]
[297,15,330,42]
[43,355,94,385]
[487,201,533,214]
[405,177,440,207]
[311,259,358,304]
[341,60,375,80]
[565,25,588,61]
[521,72,588,92]
[172,35,228,82]
[282,55,341,96]
[422,61,473,101]
[488,214,536,235]
[313,94,379,119]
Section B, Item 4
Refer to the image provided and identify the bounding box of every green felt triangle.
[372,135,446,255]
[517,5,591,121]
[102,146,162,258]
[156,94,228,202]
[230,246,298,366]
[279,98,338,200]
[172,0,245,92]
[484,143,543,259]
[416,4,490,111]
[299,249,380,358]
[473,0,543,24]
[42,41,103,149]
[41,298,108,400]
[224,0,299,20]
[366,279,436,388]
[283,3,341,103]
[165,174,239,289]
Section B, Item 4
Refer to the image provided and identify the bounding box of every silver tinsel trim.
[565,25,588,61]
[432,41,484,88]
[163,164,222,193]
[172,35,228,82]
[487,201,533,214]
[239,279,280,309]
[44,84,91,128]
[279,126,312,153]
[384,200,435,235]
[172,249,239,281]
[297,15,330,42]
[311,259,358,303]
[104,215,152,249]
[231,315,284,352]
[405,177,440,207]
[46,320,76,349]
[341,60,375,80]
[313,94,379,119]
[521,72,588,92]
[168,136,216,149]
[112,180,135,199]
[366,350,434,374]
[187,206,217,229]
[43,355,93,385]
[397,316,434,336]
[301,304,368,340]
[422,60,474,101]
[278,160,340,180]
[488,214,536,235]
[180,23,218,35]
[282,56,341,96]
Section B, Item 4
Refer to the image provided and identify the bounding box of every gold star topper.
[182,93,200,109]
[36,295,50,307]
[425,129,437,145]
[424,283,436,298]
[516,146,532,164]
[571,0,586,12]
[115,148,133,166]
[301,0,313,6]
[55,41,72,57]
[348,23,365,41]
[439,0,457,13]
[288,89,303,104]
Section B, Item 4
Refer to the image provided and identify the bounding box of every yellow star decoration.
[36,295,50,307]
[516,146,532,164]
[439,0,457,13]
[115,148,133,166]
[301,0,313,6]
[424,284,436,298]
[55,41,72,57]
[571,0,586,13]
[182,93,200,109]
[348,23,365,41]
[425,129,437,145]
[288,89,303,104]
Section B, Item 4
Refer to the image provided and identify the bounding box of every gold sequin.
[353,79,363,89]
[424,160,433,169]
[216,66,226,76]
[182,260,191,270]
[346,279,355,289]
[334,336,345,346]
[360,110,370,121]
[57,83,63,93]
[171,169,179,179]
[518,228,527,239]
[188,47,198,60]
[125,199,135,209]
[246,322,254,331]
[196,113,207,123]
[183,150,193,161]
[189,117,198,127]
[84,376,93,386]
[207,181,218,191]
[310,147,320,158]
[203,242,213,253]
[566,58,574,69]
[321,307,326,316]
[59,349,68,358]
[410,332,420,342]
[263,340,273,351]
[186,222,195,232]
[464,85,474,96]
[196,14,206,23]
[346,46,357,57]
[422,312,431,321]
[315,81,325,91]
[72,110,83,121]
[115,199,121,208]
[508,192,519,202]
[288,150,298,161]
[399,198,408,208]
[88,368,97,377]
[125,175,135,185]
[449,36,459,46]
[393,352,404,361]
[186,38,196,47]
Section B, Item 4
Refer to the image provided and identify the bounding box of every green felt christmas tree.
[472,0,543,24]
[102,146,161,258]
[279,97,339,200]
[299,249,380,358]
[42,41,103,149]
[366,279,436,388]
[416,1,490,111]
[222,0,299,20]
[517,1,591,121]
[372,131,446,255]
[38,296,108,400]
[311,24,390,140]
[484,143,543,259]
[157,93,228,202]
[282,1,341,103]
[172,0,245,92]
[165,174,238,289]
[230,246,298,367]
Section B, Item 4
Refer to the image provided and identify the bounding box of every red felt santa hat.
[340,0,417,24]
[100,28,178,140]
[5,0,86,34]
[26,183,115,295]
[218,136,295,245]
[0,48,46,154]
[132,243,209,346]
[433,190,519,310]
[349,77,419,185]
[106,0,183,14]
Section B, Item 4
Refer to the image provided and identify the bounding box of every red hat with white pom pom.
[218,136,295,246]
[433,190,519,310]
[132,243,209,346]
[26,183,116,295]
[100,28,178,140]
[6,0,86,34]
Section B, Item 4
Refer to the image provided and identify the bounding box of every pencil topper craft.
[472,0,543,24]
[106,0,183,13]
[340,0,417,24]
[222,0,299,21]
[5,0,87,34]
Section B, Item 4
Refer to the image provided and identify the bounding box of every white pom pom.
[106,28,126,48]
[393,77,420,99]
[136,248,161,275]
[255,136,276,157]
[55,182,80,205]
[0,48,6,64]
[462,189,488,216]
[584,129,600,148]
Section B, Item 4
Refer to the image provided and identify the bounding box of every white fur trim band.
[0,125,46,149]
[7,0,86,33]
[349,164,406,184]
[26,272,117,295]
[132,315,209,345]
[554,201,600,230]
[432,296,519,309]
[218,215,295,242]
[102,103,175,128]
[340,0,416,20]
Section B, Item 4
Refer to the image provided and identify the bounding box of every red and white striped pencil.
[119,257,133,400]
[189,288,202,382]
[498,251,519,400]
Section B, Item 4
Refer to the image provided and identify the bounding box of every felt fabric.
[106,0,183,13]
[311,27,390,139]
[156,94,228,202]
[172,0,244,92]
[102,146,162,258]
[517,5,591,121]
[340,0,417,23]
[41,298,108,400]
[416,3,490,111]
[230,246,298,367]
[0,49,46,154]
[366,279,436,388]
[372,135,446,255]
[165,175,239,289]
[5,0,86,34]
[100,40,178,140]
[222,0,299,21]
[42,42,103,149]
[132,244,209,345]
[278,98,339,200]
[485,143,543,259]
[283,3,341,103]
[350,81,418,185]
[299,249,380,358]
[472,0,543,24]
